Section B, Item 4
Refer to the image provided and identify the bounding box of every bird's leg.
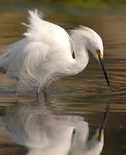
[36,87,48,105]
[43,89,48,105]
[36,88,40,104]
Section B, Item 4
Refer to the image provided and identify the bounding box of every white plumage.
[2,103,104,155]
[0,10,105,99]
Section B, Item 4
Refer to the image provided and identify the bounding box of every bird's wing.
[24,10,72,52]
[0,39,28,79]
[17,41,49,94]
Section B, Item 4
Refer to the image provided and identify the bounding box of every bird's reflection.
[2,99,104,155]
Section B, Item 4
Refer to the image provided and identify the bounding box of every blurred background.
[1,0,126,14]
[0,0,126,155]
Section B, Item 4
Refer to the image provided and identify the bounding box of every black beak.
[97,51,110,87]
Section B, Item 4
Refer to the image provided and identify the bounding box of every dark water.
[0,2,126,155]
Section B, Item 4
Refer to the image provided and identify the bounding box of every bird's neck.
[68,37,89,75]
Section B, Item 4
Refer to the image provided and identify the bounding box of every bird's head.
[71,26,110,87]
[83,26,110,87]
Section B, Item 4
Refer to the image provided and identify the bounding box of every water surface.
[0,5,126,155]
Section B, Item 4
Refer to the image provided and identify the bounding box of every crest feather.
[23,10,44,40]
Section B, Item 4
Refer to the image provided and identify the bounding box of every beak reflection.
[98,104,110,141]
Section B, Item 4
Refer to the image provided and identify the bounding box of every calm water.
[0,3,126,155]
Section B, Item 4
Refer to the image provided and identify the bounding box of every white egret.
[0,10,110,103]
[2,103,104,155]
